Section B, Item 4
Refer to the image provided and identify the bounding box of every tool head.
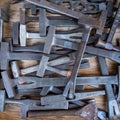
[20,8,26,24]
[43,26,55,54]
[0,90,5,112]
[117,66,120,102]
[13,22,20,45]
[11,61,20,78]
[36,55,49,77]
[20,8,27,46]
[20,24,27,46]
[0,42,9,70]
[1,71,16,98]
[75,102,98,120]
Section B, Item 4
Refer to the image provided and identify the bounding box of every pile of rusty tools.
[0,0,120,119]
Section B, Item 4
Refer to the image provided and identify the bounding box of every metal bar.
[63,26,92,98]
[16,75,118,89]
[26,0,101,28]
[85,46,120,64]
[28,103,97,119]
[98,56,120,119]
[41,90,105,105]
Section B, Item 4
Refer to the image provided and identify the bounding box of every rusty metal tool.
[20,101,68,118]
[24,3,38,15]
[63,26,92,99]
[1,70,118,97]
[107,2,119,42]
[27,0,106,14]
[36,55,88,77]
[19,23,82,47]
[12,22,19,45]
[11,43,72,54]
[95,39,120,51]
[39,8,47,36]
[0,90,68,117]
[11,61,20,79]
[28,102,97,119]
[16,89,42,95]
[40,90,105,105]
[0,42,62,70]
[11,60,64,96]
[116,66,120,102]
[96,3,120,50]
[0,88,107,119]
[25,0,103,29]
[0,8,8,42]
[10,54,89,77]
[20,7,79,25]
[11,43,95,58]
[21,56,89,77]
[1,70,62,98]
[70,99,107,120]
[37,55,73,77]
[1,71,17,98]
[11,61,63,96]
[52,59,90,70]
[15,75,119,89]
[20,7,79,37]
[106,0,114,17]
[98,56,120,120]
[85,46,120,64]
[62,11,107,98]
[43,26,81,54]
[40,86,62,96]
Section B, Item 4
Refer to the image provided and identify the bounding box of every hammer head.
[0,42,9,70]
[36,55,49,77]
[43,26,55,54]
[1,71,16,98]
[11,61,20,78]
[0,90,5,112]
[39,8,47,37]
